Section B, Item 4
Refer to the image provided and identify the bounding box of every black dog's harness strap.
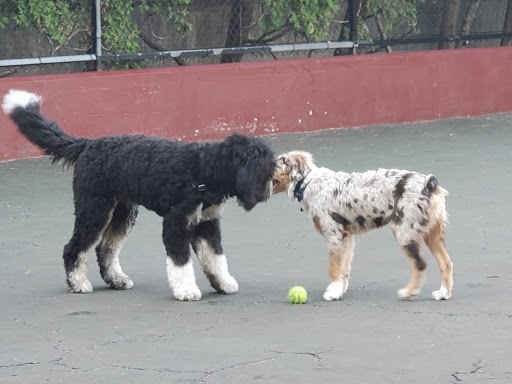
[294,178,310,202]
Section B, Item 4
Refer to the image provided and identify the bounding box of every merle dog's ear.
[276,151,313,181]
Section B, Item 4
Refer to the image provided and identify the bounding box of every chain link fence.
[1,0,511,77]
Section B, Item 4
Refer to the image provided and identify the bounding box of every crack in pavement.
[89,332,176,350]
[48,352,105,373]
[70,352,325,379]
[352,280,393,291]
[266,348,334,367]
[33,348,335,378]
[198,357,280,383]
[110,364,208,376]
[196,348,335,382]
[111,359,284,381]
[0,361,40,368]
[451,359,484,383]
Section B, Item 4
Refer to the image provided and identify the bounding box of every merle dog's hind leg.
[64,196,116,293]
[191,219,238,294]
[162,214,202,301]
[424,219,453,300]
[96,202,138,290]
[391,225,427,299]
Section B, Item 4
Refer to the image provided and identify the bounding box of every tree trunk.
[334,0,355,56]
[438,0,461,50]
[375,12,392,53]
[501,0,512,46]
[456,0,481,48]
[221,0,256,63]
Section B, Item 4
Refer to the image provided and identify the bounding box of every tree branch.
[375,12,392,53]
[140,15,185,66]
[456,0,481,48]
[334,1,351,56]
[502,0,512,46]
[438,0,461,49]
[0,67,20,78]
[50,29,89,55]
[244,24,292,45]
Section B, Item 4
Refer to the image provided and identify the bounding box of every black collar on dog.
[294,178,310,202]
[192,183,206,192]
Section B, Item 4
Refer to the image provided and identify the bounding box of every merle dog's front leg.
[162,214,201,301]
[191,219,239,294]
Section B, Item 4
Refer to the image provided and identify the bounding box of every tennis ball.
[288,286,307,304]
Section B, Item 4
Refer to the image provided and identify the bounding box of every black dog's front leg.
[191,219,239,294]
[162,214,201,301]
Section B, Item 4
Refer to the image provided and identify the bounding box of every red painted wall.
[1,47,512,161]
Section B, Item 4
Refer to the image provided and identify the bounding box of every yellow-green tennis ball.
[288,286,307,304]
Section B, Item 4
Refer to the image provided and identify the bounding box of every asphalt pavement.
[1,114,511,383]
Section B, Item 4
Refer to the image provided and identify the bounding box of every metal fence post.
[94,0,102,70]
[349,0,358,54]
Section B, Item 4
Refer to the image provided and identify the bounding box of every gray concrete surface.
[1,114,511,383]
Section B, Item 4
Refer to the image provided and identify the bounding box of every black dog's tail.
[2,89,87,165]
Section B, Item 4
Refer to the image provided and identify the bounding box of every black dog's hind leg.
[64,196,116,293]
[162,214,202,301]
[191,219,238,294]
[96,202,138,290]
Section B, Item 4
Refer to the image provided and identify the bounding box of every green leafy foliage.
[0,0,425,68]
[10,0,89,46]
[261,0,339,41]
[362,0,423,41]
[139,0,193,34]
[0,3,9,28]
[102,0,139,53]
[0,0,194,70]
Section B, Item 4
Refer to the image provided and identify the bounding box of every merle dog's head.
[272,151,315,194]
[220,132,276,211]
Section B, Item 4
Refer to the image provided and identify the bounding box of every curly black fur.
[6,94,276,297]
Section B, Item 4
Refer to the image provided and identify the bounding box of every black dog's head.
[220,132,276,211]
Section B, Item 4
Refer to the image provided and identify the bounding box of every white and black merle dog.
[272,151,453,301]
[3,89,276,301]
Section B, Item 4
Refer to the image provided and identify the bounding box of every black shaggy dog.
[2,89,276,301]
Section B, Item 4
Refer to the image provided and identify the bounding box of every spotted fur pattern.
[273,151,454,301]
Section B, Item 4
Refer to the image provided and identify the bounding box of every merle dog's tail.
[2,89,86,165]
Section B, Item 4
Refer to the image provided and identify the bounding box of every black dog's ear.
[233,145,260,168]
[233,150,245,168]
